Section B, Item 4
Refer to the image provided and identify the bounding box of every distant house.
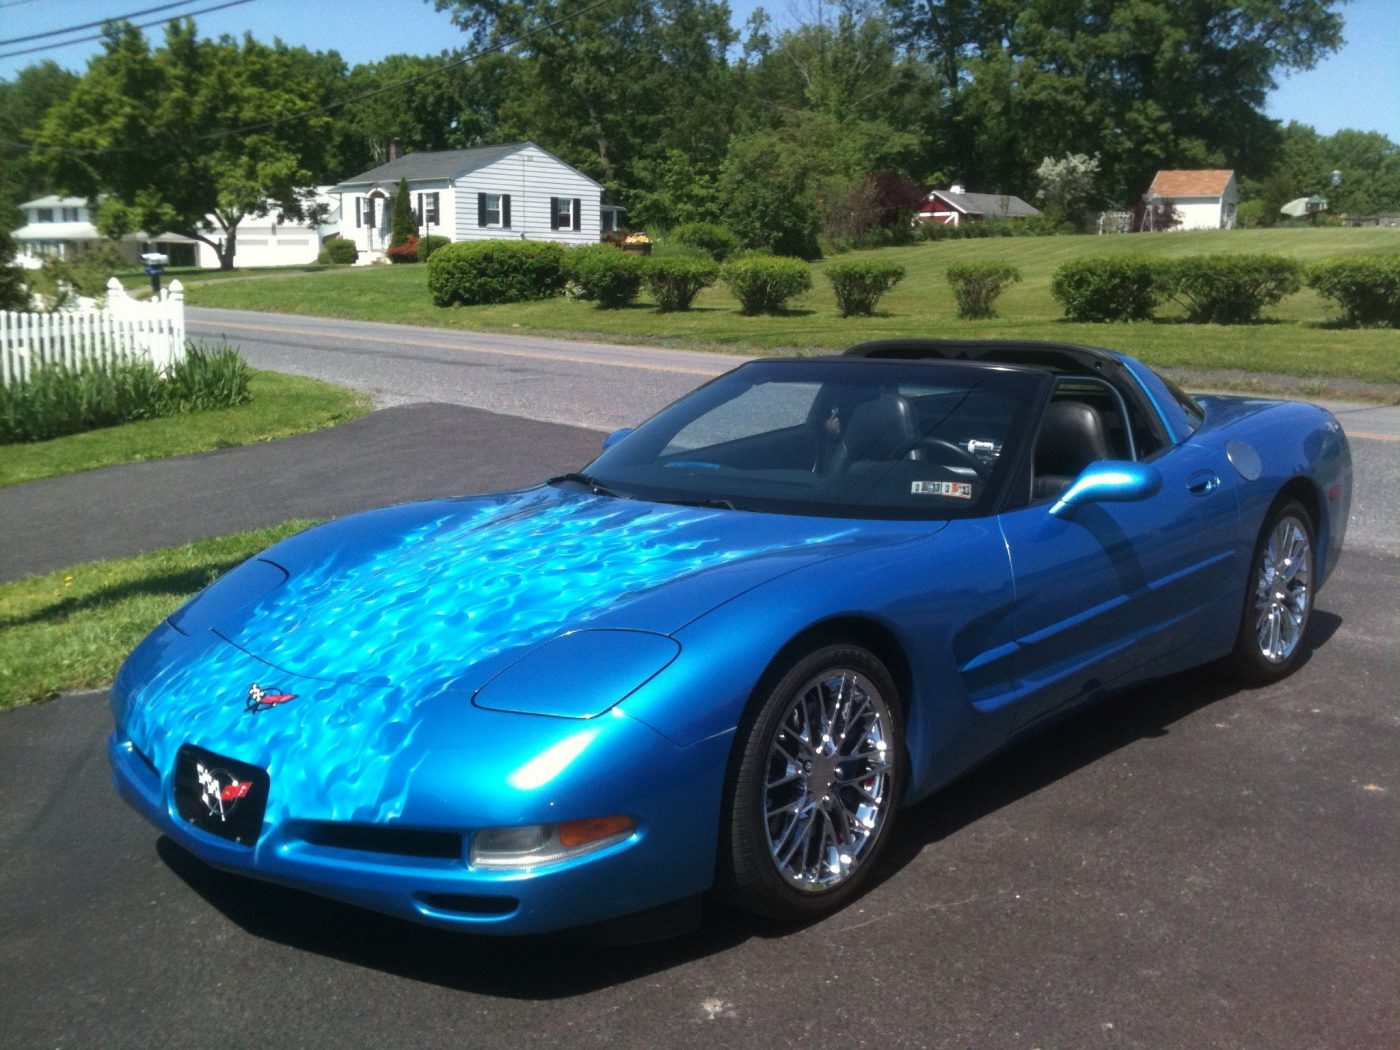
[1146,170,1238,230]
[918,183,1042,226]
[332,142,603,262]
[10,192,339,269]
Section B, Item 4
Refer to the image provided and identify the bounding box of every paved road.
[4,550,1396,1049]
[188,307,735,432]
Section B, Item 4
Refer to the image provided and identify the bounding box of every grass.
[115,262,343,291]
[0,520,314,709]
[0,370,368,489]
[187,227,1400,386]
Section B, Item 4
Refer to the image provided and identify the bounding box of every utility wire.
[0,0,253,60]
[0,0,202,46]
[4,0,621,154]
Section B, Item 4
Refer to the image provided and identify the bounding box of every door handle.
[1187,470,1221,495]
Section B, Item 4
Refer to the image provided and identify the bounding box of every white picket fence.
[0,277,186,386]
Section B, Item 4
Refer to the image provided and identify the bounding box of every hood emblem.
[196,762,253,822]
[245,682,297,714]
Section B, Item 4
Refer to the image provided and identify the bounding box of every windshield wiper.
[651,496,742,511]
[547,472,632,499]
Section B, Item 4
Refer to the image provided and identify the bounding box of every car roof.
[842,338,1127,378]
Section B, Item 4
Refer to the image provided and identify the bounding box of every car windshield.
[575,359,1047,519]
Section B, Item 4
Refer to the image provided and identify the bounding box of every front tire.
[1225,500,1315,684]
[719,643,906,922]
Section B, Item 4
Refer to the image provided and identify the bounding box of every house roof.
[21,195,87,208]
[333,142,600,191]
[1148,169,1235,198]
[921,189,1042,219]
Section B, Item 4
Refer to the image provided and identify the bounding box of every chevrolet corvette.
[109,339,1352,935]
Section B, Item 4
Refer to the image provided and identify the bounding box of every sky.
[1,0,1396,142]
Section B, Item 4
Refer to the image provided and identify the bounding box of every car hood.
[172,484,938,697]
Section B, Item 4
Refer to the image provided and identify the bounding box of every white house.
[332,142,603,261]
[1146,170,1238,230]
[10,192,340,269]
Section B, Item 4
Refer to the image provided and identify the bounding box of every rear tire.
[1224,500,1315,684]
[718,643,906,922]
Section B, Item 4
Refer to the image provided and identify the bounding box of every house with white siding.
[10,192,340,269]
[331,142,603,262]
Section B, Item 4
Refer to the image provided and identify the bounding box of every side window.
[1031,378,1132,501]
[664,382,821,454]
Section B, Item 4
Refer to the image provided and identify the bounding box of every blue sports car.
[109,339,1352,935]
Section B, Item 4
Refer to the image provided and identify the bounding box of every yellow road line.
[1347,431,1400,443]
[193,318,728,378]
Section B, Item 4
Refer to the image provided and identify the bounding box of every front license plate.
[174,744,269,846]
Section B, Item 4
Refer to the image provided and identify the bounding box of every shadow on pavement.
[158,608,1343,999]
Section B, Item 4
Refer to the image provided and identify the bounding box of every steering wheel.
[920,438,988,477]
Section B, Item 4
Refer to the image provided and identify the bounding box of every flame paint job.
[109,352,1353,936]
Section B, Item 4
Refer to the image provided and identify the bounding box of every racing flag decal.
[245,682,297,715]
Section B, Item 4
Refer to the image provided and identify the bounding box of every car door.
[995,404,1242,728]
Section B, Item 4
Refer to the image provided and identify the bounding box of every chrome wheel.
[1253,515,1312,664]
[763,668,895,891]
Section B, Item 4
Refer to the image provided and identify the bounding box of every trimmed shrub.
[163,341,253,411]
[721,255,813,315]
[671,222,740,262]
[826,258,906,317]
[1156,254,1301,324]
[318,238,358,265]
[426,240,569,307]
[1050,256,1157,322]
[417,234,450,262]
[945,261,1021,319]
[643,255,719,312]
[567,244,644,308]
[390,177,417,248]
[1307,256,1400,327]
[387,235,420,264]
[0,341,253,442]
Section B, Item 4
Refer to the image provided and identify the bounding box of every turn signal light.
[471,816,636,869]
[559,815,634,848]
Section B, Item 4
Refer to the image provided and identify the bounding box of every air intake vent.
[299,823,462,859]
[416,893,519,917]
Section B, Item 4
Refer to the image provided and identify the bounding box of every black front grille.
[299,823,463,859]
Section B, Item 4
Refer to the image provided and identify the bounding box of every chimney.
[389,137,403,162]
[949,181,965,195]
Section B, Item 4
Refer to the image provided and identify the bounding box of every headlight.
[470,816,635,869]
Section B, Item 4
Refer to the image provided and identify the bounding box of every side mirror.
[1050,461,1162,518]
[602,427,634,450]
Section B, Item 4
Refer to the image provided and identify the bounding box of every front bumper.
[109,713,732,936]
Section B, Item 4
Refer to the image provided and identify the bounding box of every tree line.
[1,0,1396,270]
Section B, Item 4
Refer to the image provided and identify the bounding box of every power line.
[3,0,621,154]
[0,0,254,60]
[0,0,203,46]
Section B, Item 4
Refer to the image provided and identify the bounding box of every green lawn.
[0,521,314,709]
[187,228,1400,386]
[115,262,340,291]
[0,370,368,489]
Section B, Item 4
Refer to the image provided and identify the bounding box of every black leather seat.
[824,394,917,475]
[1033,400,1112,499]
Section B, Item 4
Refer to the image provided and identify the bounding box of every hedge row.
[1050,254,1400,327]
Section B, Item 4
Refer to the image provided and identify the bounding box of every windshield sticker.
[911,480,973,499]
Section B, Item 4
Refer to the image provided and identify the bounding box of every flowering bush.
[387,235,420,264]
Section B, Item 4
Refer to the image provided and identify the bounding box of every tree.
[1035,152,1100,225]
[390,178,417,247]
[887,0,1346,204]
[719,131,822,258]
[433,0,736,190]
[0,62,79,229]
[33,21,337,270]
[0,226,28,311]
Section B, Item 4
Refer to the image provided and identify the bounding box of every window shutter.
[572,198,581,232]
[415,194,423,225]
[550,197,560,230]
[502,195,512,228]
[356,198,363,228]
[478,193,486,227]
